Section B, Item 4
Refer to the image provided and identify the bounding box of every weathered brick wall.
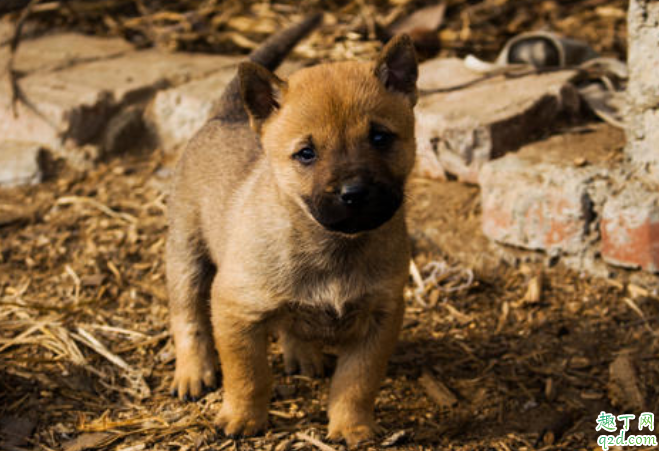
[478,1,659,278]
[627,0,659,180]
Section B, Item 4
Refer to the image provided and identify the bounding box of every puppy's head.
[240,35,418,235]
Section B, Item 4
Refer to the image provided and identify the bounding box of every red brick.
[481,168,591,253]
[601,182,659,272]
[480,126,617,254]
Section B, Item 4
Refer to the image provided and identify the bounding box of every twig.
[295,432,339,451]
[3,0,61,129]
[6,0,39,116]
[73,327,133,372]
[73,327,152,398]
[55,196,138,223]
[419,369,458,408]
[409,259,427,307]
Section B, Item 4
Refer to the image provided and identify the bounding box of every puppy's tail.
[215,12,322,122]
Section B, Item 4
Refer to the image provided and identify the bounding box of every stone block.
[480,125,621,254]
[416,67,580,183]
[0,43,240,151]
[144,60,304,151]
[0,141,47,187]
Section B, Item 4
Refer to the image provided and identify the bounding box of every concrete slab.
[415,68,580,183]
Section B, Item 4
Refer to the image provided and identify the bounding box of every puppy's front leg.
[327,300,404,447]
[213,299,271,437]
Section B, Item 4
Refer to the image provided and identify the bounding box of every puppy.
[166,13,418,446]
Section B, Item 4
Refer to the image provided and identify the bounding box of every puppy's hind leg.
[167,229,218,401]
[280,331,326,378]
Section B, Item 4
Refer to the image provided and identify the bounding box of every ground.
[1,146,658,451]
[2,1,656,450]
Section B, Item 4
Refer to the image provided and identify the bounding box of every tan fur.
[166,33,418,447]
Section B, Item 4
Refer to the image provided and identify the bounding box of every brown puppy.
[166,14,418,447]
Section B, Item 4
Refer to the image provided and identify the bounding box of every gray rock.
[144,65,237,152]
[0,141,48,187]
[145,60,304,152]
[417,57,484,92]
[415,65,580,183]
[0,36,242,152]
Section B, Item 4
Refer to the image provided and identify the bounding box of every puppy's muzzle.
[307,176,403,234]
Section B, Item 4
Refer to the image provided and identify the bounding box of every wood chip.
[573,157,588,167]
[608,352,645,411]
[627,283,653,299]
[522,273,543,304]
[419,369,458,408]
[62,432,113,451]
[295,432,339,451]
[381,429,408,447]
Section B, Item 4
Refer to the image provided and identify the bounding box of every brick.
[601,181,659,272]
[415,67,579,183]
[0,42,240,151]
[0,141,47,187]
[480,124,621,254]
[145,60,305,151]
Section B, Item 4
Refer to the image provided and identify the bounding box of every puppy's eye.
[370,129,394,149]
[293,147,317,165]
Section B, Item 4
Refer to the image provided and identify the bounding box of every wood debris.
[608,352,646,412]
[419,369,458,408]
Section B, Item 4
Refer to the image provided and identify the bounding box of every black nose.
[340,181,370,206]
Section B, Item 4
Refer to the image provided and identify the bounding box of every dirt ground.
[3,0,658,450]
[2,134,659,451]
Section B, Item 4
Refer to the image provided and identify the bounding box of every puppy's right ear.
[239,62,286,133]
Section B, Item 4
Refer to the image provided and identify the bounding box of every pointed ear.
[374,34,419,105]
[239,62,286,132]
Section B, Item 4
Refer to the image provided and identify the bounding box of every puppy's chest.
[280,298,381,343]
[264,253,382,341]
[273,250,377,309]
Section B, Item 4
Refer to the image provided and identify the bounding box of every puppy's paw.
[170,355,217,401]
[215,402,267,437]
[327,420,380,448]
[282,337,326,377]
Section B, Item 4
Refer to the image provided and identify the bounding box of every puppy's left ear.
[374,34,419,105]
[239,62,287,133]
